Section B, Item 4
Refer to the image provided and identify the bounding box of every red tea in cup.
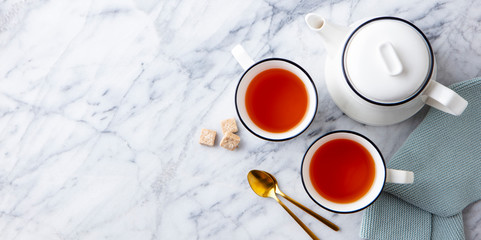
[309,138,376,203]
[301,131,414,213]
[232,46,318,141]
[245,68,309,133]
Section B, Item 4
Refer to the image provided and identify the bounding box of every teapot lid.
[342,17,433,105]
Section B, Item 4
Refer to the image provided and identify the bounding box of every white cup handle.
[422,81,468,116]
[231,44,255,70]
[386,169,414,184]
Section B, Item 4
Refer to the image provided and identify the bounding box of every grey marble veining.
[0,0,480,239]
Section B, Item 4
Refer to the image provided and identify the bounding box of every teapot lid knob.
[378,42,403,76]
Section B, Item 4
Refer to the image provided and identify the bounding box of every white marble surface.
[0,0,480,239]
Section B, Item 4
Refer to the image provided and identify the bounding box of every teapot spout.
[305,13,349,57]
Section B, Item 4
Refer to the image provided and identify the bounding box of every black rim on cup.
[234,58,318,141]
[300,130,387,213]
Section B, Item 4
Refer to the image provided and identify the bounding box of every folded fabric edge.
[360,192,431,240]
[431,213,465,240]
[449,76,481,91]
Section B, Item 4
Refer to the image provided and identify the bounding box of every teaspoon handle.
[275,198,320,240]
[280,192,339,231]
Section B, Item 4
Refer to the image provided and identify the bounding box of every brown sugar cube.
[220,132,240,151]
[221,118,238,134]
[199,128,216,146]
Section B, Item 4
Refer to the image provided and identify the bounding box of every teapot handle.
[231,44,255,70]
[422,81,468,116]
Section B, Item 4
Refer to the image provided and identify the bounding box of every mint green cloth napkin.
[360,77,481,240]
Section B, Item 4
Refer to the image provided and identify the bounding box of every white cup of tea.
[301,130,414,213]
[231,45,318,141]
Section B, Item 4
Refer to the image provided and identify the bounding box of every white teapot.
[305,14,468,126]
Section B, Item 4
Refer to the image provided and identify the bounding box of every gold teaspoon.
[263,170,339,231]
[247,170,320,240]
